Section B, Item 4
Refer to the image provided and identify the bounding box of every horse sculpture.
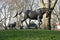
[18,8,51,29]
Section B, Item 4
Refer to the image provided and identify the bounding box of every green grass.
[0,29,60,40]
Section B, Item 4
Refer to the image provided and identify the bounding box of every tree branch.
[51,0,58,9]
[39,0,45,8]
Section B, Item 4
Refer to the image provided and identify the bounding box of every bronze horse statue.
[20,8,47,22]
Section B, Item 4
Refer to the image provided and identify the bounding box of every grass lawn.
[0,29,60,40]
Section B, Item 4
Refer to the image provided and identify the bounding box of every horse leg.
[37,16,40,29]
[25,20,28,28]
[20,18,27,29]
[37,15,43,29]
[20,23,23,29]
[40,19,42,24]
[29,19,31,25]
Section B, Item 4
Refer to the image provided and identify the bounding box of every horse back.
[28,11,38,19]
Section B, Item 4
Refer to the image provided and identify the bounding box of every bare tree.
[39,0,58,30]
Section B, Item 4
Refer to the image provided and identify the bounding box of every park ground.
[0,29,60,40]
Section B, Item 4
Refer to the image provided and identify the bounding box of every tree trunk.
[45,0,51,30]
[48,13,51,30]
